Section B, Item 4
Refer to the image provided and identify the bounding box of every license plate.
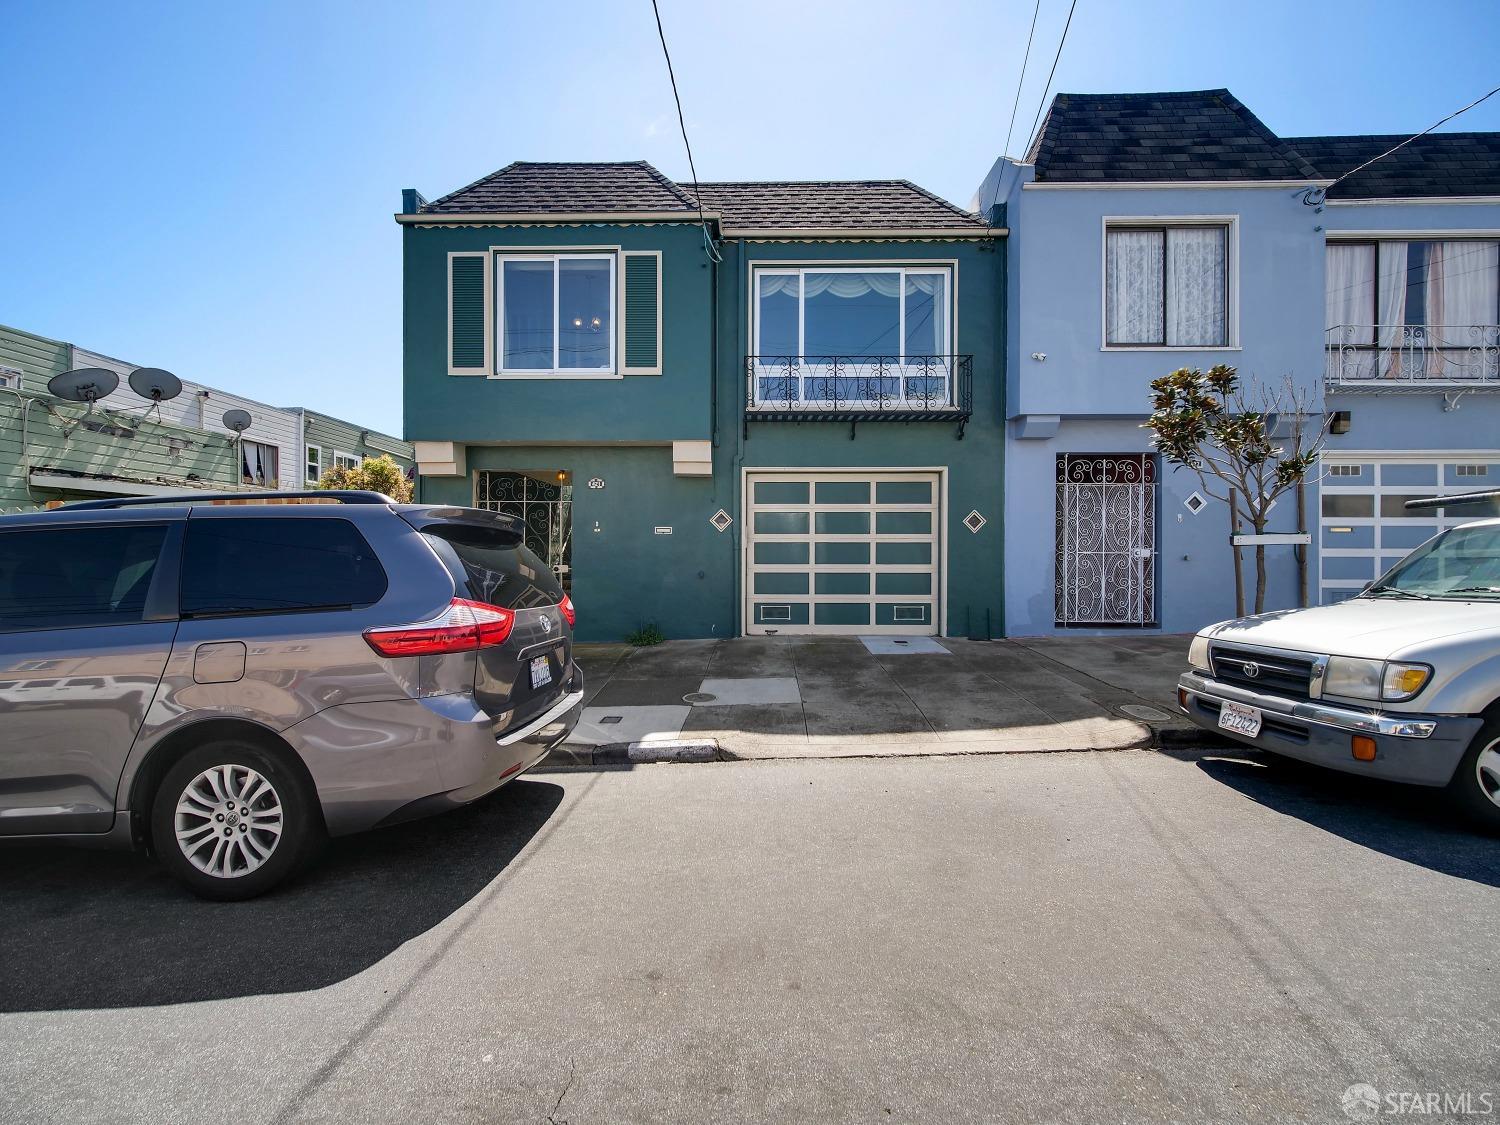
[1218,700,1263,738]
[529,655,552,690]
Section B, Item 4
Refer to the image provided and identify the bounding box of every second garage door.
[745,471,941,635]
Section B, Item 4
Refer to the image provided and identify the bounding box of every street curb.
[534,739,724,771]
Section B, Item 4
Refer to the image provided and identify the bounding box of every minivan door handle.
[193,641,247,685]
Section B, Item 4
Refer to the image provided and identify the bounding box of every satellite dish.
[127,367,182,403]
[222,408,253,433]
[48,368,119,405]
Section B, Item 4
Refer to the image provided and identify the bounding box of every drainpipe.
[727,240,747,637]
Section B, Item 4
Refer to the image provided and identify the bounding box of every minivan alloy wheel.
[174,764,283,878]
[1477,739,1500,810]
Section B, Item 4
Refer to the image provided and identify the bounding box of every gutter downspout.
[727,240,747,638]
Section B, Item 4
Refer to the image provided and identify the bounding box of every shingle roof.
[1285,133,1500,199]
[417,162,986,231]
[1027,89,1320,182]
[688,180,987,231]
[421,161,699,214]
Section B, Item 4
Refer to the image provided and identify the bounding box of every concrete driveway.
[3,748,1497,1124]
[564,634,1194,759]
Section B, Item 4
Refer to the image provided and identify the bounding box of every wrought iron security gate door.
[475,471,574,590]
[1054,454,1157,626]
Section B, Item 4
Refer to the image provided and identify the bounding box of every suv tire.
[1448,720,1500,833]
[151,740,321,900]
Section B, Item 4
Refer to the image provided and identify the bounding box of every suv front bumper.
[1178,670,1480,787]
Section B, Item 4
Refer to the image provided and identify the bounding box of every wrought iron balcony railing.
[1326,325,1500,389]
[744,354,974,437]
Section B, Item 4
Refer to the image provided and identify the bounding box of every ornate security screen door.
[475,471,574,591]
[1054,454,1157,626]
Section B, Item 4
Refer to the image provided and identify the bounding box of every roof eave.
[395,210,720,225]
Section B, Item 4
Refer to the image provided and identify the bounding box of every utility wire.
[650,0,721,262]
[1022,0,1078,160]
[1002,0,1043,160]
[1305,83,1500,205]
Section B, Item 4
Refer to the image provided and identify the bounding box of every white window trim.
[305,444,323,485]
[492,251,620,379]
[1099,215,1241,352]
[747,262,957,407]
[333,450,361,472]
[241,440,280,490]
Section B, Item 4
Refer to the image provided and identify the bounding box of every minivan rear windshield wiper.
[1360,585,1431,600]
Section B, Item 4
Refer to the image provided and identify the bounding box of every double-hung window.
[333,451,361,472]
[1105,223,1230,347]
[752,265,953,405]
[496,253,614,374]
[305,445,322,486]
[241,441,279,489]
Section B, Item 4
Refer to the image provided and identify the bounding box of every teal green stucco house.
[400,162,1005,641]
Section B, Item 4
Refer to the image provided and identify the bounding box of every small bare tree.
[1144,365,1331,616]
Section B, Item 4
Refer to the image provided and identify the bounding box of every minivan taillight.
[363,598,515,657]
[559,593,576,628]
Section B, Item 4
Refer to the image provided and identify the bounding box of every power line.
[1304,83,1500,206]
[649,0,721,262]
[1002,0,1043,160]
[1022,0,1078,160]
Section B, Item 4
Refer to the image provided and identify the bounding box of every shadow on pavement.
[0,779,564,1013]
[1193,748,1500,889]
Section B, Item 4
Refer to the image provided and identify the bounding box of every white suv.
[1178,517,1500,828]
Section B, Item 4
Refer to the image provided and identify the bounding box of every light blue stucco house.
[400,163,1006,641]
[974,89,1500,636]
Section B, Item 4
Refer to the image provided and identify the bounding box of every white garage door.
[1320,456,1500,602]
[745,471,941,635]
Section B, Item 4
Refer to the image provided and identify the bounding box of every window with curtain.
[497,254,614,373]
[752,266,953,404]
[1105,225,1229,347]
[241,441,279,489]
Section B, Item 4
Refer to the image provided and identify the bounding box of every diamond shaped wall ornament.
[1184,491,1207,515]
[963,510,987,534]
[710,509,733,533]
[587,477,605,490]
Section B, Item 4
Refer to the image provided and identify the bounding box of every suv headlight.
[1187,633,1211,671]
[1324,657,1432,702]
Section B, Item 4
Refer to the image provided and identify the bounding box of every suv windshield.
[1364,524,1500,601]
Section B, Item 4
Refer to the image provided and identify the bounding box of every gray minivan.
[0,491,583,899]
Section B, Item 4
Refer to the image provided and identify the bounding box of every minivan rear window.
[422,525,562,610]
[0,524,168,631]
[181,517,387,617]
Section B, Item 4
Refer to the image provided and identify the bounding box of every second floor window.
[498,253,614,373]
[241,441,279,489]
[1105,224,1229,347]
[1326,240,1499,344]
[754,266,952,361]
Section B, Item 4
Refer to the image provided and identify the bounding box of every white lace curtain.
[1106,227,1226,346]
[1326,242,1375,345]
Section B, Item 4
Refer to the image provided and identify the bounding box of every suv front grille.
[1210,644,1316,700]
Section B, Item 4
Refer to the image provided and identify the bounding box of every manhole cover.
[1119,704,1171,722]
[683,692,717,704]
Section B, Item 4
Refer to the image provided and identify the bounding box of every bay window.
[752,265,954,404]
[497,253,614,373]
[1105,223,1230,347]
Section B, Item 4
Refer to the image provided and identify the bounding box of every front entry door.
[1054,454,1157,626]
[475,471,574,591]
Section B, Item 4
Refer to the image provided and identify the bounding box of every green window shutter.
[621,252,662,375]
[449,254,488,374]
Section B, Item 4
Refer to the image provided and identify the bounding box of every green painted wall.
[0,325,239,512]
[303,408,412,487]
[403,223,714,445]
[402,225,1005,641]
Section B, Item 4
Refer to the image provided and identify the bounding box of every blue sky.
[3,0,1498,436]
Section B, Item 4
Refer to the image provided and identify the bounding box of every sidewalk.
[548,633,1197,765]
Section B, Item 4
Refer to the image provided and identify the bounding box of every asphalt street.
[2,747,1498,1124]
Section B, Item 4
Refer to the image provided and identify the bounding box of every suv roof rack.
[1404,489,1500,512]
[56,490,396,511]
